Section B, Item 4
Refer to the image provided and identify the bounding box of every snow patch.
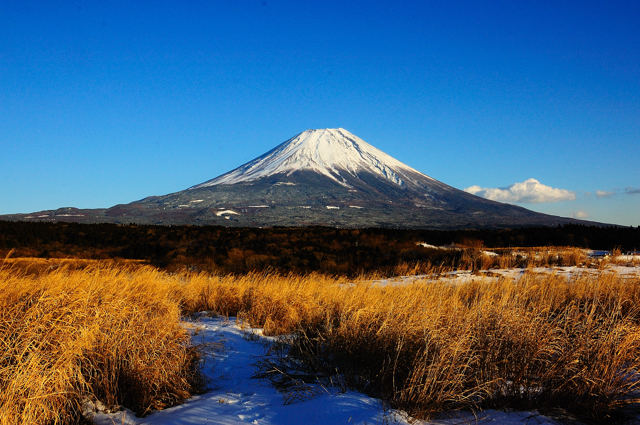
[619,254,640,262]
[326,206,340,209]
[90,316,563,425]
[418,243,461,251]
[216,210,239,216]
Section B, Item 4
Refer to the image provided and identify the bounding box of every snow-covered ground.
[372,264,640,287]
[88,316,561,425]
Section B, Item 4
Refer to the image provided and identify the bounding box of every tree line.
[0,221,637,276]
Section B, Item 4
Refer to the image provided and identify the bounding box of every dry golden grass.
[0,264,203,425]
[1,256,146,275]
[177,268,640,420]
[2,257,640,423]
[464,246,590,270]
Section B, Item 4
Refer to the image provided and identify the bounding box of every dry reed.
[177,268,640,420]
[0,264,204,425]
[2,259,640,423]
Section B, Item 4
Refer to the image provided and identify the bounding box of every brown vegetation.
[181,268,640,420]
[2,257,640,423]
[0,263,204,425]
[1,221,638,276]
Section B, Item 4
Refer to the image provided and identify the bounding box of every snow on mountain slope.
[190,128,435,189]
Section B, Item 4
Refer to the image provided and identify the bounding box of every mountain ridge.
[1,128,603,229]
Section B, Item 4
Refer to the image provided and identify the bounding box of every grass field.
[2,255,640,424]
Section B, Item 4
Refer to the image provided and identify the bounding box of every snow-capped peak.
[191,128,434,189]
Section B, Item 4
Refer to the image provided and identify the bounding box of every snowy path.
[91,316,560,425]
[87,265,639,424]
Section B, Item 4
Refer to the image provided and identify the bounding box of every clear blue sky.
[1,0,639,226]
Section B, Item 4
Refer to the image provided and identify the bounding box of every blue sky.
[1,0,638,226]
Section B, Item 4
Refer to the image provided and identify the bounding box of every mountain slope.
[1,128,599,228]
[192,128,434,189]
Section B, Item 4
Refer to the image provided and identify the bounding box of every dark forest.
[1,221,637,276]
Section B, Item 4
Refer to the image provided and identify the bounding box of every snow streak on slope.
[191,128,435,189]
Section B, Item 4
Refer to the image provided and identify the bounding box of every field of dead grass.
[182,268,640,420]
[0,262,204,425]
[2,257,640,423]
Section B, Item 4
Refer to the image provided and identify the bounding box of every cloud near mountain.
[571,211,590,219]
[596,190,614,198]
[464,178,576,204]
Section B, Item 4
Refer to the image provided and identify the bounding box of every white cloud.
[571,211,590,219]
[596,190,614,198]
[464,178,576,204]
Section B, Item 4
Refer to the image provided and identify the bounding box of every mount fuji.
[191,128,435,190]
[3,129,594,228]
